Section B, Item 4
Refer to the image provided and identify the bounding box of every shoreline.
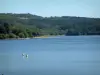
[0,35,100,40]
[0,35,62,40]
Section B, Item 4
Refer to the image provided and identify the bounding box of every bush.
[18,33,25,38]
[8,33,16,38]
[16,36,19,39]
[0,34,4,39]
[23,32,29,38]
[0,34,9,39]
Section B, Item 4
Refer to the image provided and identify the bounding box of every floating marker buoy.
[22,53,25,56]
[22,53,28,59]
[26,54,28,58]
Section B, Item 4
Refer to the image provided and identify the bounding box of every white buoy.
[22,53,25,56]
[22,53,25,58]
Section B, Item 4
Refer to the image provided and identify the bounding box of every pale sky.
[0,0,100,18]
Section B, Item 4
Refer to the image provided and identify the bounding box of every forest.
[0,13,100,39]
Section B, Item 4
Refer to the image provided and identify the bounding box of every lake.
[0,36,100,75]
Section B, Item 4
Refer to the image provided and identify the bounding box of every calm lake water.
[0,36,100,75]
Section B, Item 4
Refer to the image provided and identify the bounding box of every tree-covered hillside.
[0,13,100,39]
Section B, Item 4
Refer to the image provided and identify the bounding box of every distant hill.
[0,13,100,39]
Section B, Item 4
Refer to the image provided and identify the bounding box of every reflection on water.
[0,36,100,75]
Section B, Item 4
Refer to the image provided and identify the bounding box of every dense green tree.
[0,25,6,34]
[0,13,100,39]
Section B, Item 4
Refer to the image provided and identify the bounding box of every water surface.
[0,36,100,75]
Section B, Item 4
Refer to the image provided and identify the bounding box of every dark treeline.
[0,13,100,39]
